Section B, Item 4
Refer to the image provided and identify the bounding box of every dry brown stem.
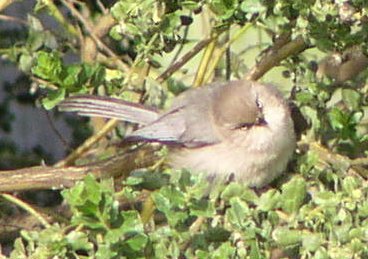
[0,146,159,192]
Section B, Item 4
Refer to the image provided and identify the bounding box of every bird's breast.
[169,122,295,187]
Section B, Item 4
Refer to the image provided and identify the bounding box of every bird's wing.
[126,86,222,147]
[125,107,187,144]
[126,106,221,147]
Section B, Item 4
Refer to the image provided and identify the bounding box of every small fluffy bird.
[59,80,296,187]
[317,48,368,82]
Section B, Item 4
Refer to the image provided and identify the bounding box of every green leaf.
[240,0,267,19]
[342,176,360,194]
[357,201,368,217]
[83,63,106,86]
[151,191,171,214]
[81,174,104,205]
[220,182,245,201]
[302,233,322,252]
[313,191,341,208]
[96,244,118,259]
[62,175,118,230]
[120,211,145,234]
[41,88,65,110]
[351,111,363,124]
[9,238,27,258]
[139,171,170,190]
[272,227,303,246]
[342,89,361,111]
[159,186,185,208]
[32,51,63,83]
[226,197,251,227]
[182,1,202,10]
[124,174,145,186]
[161,12,181,34]
[296,91,315,104]
[249,239,262,259]
[66,231,94,251]
[212,241,236,258]
[301,106,320,132]
[19,53,34,73]
[328,107,346,130]
[189,198,214,217]
[333,224,351,243]
[28,15,44,31]
[256,189,281,211]
[61,65,82,87]
[209,0,238,19]
[314,248,329,259]
[280,176,307,214]
[109,25,124,41]
[110,1,130,20]
[204,227,231,242]
[124,233,148,252]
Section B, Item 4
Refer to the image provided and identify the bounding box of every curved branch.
[246,35,308,81]
[0,146,159,192]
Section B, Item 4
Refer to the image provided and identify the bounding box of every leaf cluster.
[10,168,368,258]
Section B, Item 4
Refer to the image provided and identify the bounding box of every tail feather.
[58,95,159,125]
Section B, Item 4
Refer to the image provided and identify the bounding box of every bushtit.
[59,80,295,187]
[317,47,368,82]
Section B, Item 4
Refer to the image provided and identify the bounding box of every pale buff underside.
[169,103,295,187]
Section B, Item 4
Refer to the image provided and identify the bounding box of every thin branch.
[193,36,218,87]
[0,0,15,12]
[61,0,129,71]
[0,14,27,25]
[43,0,78,36]
[350,157,368,166]
[31,76,59,91]
[0,193,51,228]
[156,37,214,83]
[43,110,70,150]
[169,24,190,67]
[246,35,308,81]
[203,23,252,83]
[225,30,231,80]
[96,0,108,14]
[55,119,118,167]
[301,141,368,179]
[0,146,159,192]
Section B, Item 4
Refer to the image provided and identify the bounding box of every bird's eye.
[231,122,252,130]
[255,97,263,109]
[255,117,266,125]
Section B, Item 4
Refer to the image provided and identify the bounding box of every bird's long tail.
[58,95,159,125]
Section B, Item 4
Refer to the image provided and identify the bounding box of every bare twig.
[96,0,108,14]
[55,119,118,167]
[193,36,218,87]
[156,37,214,83]
[203,23,252,83]
[43,110,70,150]
[169,24,190,67]
[351,157,368,166]
[300,141,368,179]
[43,0,78,36]
[246,35,308,80]
[225,31,231,80]
[0,0,15,12]
[31,76,59,91]
[61,0,129,71]
[0,14,27,25]
[0,146,159,192]
[0,194,51,228]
